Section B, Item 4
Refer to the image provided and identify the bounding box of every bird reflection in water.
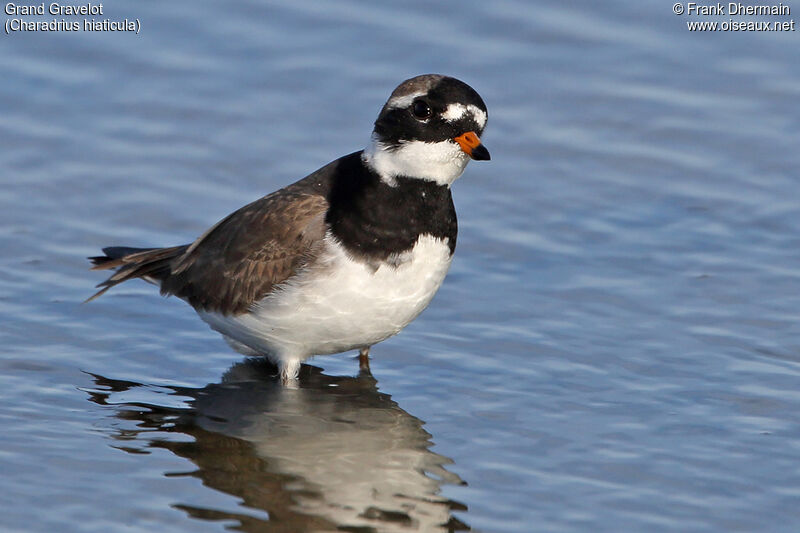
[85,360,470,532]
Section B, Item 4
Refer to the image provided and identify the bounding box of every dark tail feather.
[89,246,154,267]
[86,245,188,303]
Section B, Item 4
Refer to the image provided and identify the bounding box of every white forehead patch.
[385,91,427,110]
[441,103,487,129]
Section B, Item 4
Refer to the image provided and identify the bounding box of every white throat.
[362,133,470,187]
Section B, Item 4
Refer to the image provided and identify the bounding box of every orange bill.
[454,131,490,161]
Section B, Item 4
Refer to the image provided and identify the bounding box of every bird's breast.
[199,233,454,358]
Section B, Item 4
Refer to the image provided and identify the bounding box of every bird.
[88,74,490,381]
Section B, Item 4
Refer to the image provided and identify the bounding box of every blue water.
[2,1,800,531]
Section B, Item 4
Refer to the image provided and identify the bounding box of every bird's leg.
[358,346,371,372]
[279,358,301,385]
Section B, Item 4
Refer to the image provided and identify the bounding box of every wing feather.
[161,184,329,314]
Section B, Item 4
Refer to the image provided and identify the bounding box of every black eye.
[411,99,432,119]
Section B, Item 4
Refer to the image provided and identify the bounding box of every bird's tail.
[86,245,188,303]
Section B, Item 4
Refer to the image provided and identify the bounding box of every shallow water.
[2,1,800,531]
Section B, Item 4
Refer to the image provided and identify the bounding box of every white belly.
[198,233,453,367]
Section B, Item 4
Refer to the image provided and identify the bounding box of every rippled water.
[2,1,800,531]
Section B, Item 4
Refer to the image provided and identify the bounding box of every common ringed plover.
[89,74,490,381]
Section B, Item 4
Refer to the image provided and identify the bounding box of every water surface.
[2,1,800,531]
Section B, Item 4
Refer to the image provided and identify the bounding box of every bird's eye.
[411,99,432,120]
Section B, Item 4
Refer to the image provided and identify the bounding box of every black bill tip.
[470,144,491,161]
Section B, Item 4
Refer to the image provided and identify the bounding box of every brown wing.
[161,183,329,315]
